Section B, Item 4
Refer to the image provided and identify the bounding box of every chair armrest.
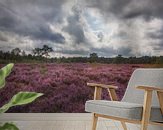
[87,82,118,101]
[137,86,163,118]
[87,83,118,89]
[136,86,163,92]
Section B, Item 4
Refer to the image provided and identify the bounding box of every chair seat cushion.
[85,100,163,122]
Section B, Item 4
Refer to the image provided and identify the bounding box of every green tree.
[32,48,42,57]
[21,50,26,56]
[113,54,125,64]
[11,48,21,55]
[32,45,53,58]
[41,45,53,58]
[89,53,98,63]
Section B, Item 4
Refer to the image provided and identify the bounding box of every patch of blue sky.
[84,11,104,31]
[83,10,114,37]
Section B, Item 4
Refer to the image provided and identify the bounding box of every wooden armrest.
[137,86,163,92]
[87,82,118,101]
[138,86,163,127]
[87,83,118,89]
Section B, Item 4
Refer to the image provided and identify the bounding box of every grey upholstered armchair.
[85,69,163,130]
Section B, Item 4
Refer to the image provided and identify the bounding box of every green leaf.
[11,92,43,106]
[0,123,19,130]
[0,78,5,89]
[0,103,11,114]
[0,63,14,89]
[0,92,43,113]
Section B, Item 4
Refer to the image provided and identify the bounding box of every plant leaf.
[0,78,5,89]
[0,103,11,114]
[0,92,43,113]
[0,63,14,78]
[0,123,19,130]
[11,92,43,106]
[0,63,14,89]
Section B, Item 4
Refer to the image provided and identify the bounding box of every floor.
[0,113,140,130]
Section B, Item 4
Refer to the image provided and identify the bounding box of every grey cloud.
[55,45,134,57]
[0,0,163,57]
[0,44,13,51]
[56,46,132,57]
[97,32,104,42]
[90,47,116,57]
[0,32,8,41]
[82,0,163,20]
[25,25,65,43]
[146,26,163,53]
[82,0,130,19]
[91,46,133,57]
[63,5,87,44]
[116,31,128,39]
[56,49,88,55]
[148,33,163,40]
[117,47,133,57]
[131,0,163,19]
[148,27,163,40]
[81,0,163,56]
[0,5,18,30]
[0,0,66,43]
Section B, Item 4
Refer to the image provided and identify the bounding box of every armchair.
[85,69,163,130]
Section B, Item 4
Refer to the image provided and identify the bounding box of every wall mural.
[0,0,163,113]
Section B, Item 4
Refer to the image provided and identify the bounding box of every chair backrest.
[122,68,163,107]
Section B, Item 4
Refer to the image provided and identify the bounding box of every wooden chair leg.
[121,121,127,130]
[108,88,128,129]
[157,91,163,114]
[141,90,152,130]
[92,113,98,130]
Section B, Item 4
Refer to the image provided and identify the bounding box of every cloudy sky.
[0,0,163,57]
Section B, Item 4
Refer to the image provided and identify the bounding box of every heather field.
[0,63,147,113]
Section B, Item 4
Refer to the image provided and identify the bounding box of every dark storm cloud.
[125,0,163,19]
[83,0,130,19]
[0,0,66,43]
[147,27,163,40]
[83,0,163,20]
[80,0,163,56]
[148,27,163,52]
[23,25,65,43]
[63,5,87,44]
[0,0,163,57]
[0,5,17,29]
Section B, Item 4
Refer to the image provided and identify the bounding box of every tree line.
[0,45,163,64]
